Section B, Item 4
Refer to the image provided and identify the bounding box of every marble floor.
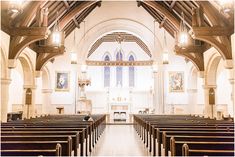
[91,125,150,156]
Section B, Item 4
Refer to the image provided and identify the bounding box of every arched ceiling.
[1,0,234,71]
[88,32,151,58]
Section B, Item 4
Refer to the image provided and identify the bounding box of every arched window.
[129,55,135,87]
[116,51,123,86]
[104,55,110,87]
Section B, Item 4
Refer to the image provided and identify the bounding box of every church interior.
[1,0,235,156]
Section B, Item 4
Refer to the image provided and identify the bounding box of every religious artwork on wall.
[55,71,70,91]
[169,71,184,92]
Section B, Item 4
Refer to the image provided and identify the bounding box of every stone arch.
[1,47,10,122]
[41,65,52,114]
[1,47,7,79]
[76,18,163,61]
[206,53,222,85]
[204,52,222,118]
[18,53,35,86]
[188,65,198,90]
[18,53,35,118]
[42,66,51,90]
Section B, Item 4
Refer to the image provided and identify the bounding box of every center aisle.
[91,125,150,156]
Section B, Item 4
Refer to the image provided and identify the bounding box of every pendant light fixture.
[178,12,188,48]
[81,21,87,73]
[71,30,77,64]
[162,30,169,64]
[152,20,158,72]
[8,0,23,13]
[52,12,62,47]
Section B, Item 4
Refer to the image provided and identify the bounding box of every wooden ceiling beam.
[35,46,65,71]
[191,7,233,62]
[159,1,177,29]
[175,45,205,72]
[63,0,70,9]
[59,1,96,30]
[192,26,233,36]
[10,27,49,36]
[14,1,47,27]
[143,1,180,29]
[196,1,230,27]
[159,17,166,28]
[73,18,80,28]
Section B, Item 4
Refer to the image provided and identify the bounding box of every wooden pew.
[1,129,84,156]
[1,139,72,156]
[1,135,79,156]
[170,136,234,156]
[1,143,61,156]
[1,114,106,156]
[133,114,234,157]
[182,143,235,156]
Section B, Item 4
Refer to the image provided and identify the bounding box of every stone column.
[228,79,234,117]
[153,66,164,114]
[203,85,217,118]
[153,72,158,113]
[23,85,36,119]
[42,89,53,114]
[1,78,11,122]
[187,89,197,114]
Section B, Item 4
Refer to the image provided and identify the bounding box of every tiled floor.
[91,125,150,156]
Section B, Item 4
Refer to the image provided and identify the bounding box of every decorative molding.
[42,89,53,93]
[86,60,153,66]
[187,89,198,93]
[1,78,12,84]
[202,85,217,89]
[23,85,37,89]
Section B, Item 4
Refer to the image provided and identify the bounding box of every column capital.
[8,59,17,69]
[1,78,11,84]
[203,85,217,89]
[224,59,233,69]
[23,85,37,89]
[187,89,197,93]
[198,71,204,78]
[35,71,42,78]
[228,78,235,84]
[42,88,53,93]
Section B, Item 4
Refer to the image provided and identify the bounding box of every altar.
[109,102,131,121]
[107,86,133,122]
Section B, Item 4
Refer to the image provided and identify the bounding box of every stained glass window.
[116,51,123,86]
[104,55,110,87]
[129,55,135,87]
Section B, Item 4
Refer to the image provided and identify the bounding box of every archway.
[187,66,198,114]
[41,66,52,114]
[1,47,10,122]
[17,53,35,118]
[204,53,222,118]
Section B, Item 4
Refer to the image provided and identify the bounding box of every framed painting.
[55,71,70,92]
[169,71,184,92]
